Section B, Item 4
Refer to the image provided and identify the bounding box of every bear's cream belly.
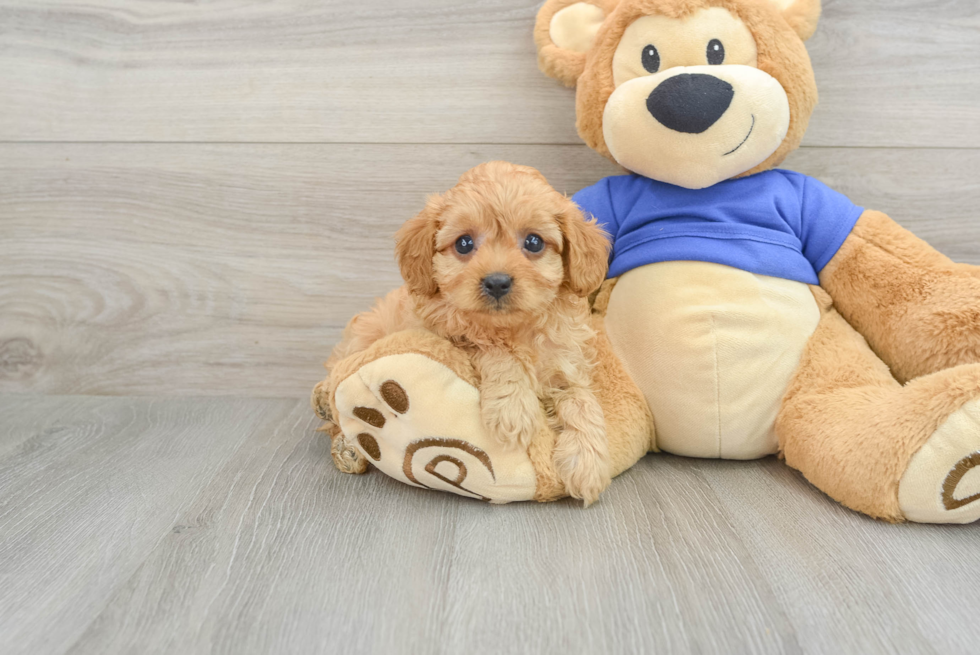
[604,261,821,460]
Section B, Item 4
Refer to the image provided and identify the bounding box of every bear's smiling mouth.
[723,114,756,156]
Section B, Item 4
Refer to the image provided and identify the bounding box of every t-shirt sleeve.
[572,177,620,240]
[797,175,865,273]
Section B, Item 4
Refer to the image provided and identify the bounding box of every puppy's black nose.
[482,273,513,300]
[646,74,734,134]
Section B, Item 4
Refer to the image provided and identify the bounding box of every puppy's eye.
[707,39,725,65]
[454,235,474,255]
[524,234,545,253]
[642,44,660,73]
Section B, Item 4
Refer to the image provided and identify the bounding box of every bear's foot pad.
[900,399,980,524]
[333,353,539,504]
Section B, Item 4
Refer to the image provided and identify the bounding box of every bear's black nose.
[482,273,513,300]
[646,74,734,134]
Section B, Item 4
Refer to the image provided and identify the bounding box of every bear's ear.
[534,0,616,87]
[765,0,822,41]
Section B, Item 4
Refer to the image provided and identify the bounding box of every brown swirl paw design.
[347,378,495,500]
[333,357,538,503]
[942,452,980,511]
[402,438,495,502]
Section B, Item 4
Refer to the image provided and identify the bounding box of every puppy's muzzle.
[481,273,513,300]
[646,74,734,134]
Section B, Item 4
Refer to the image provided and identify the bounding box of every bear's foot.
[331,431,370,475]
[312,379,368,474]
[332,352,541,504]
[900,399,980,524]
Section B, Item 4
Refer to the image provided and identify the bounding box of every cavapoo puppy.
[327,161,613,504]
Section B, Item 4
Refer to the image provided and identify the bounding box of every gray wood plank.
[69,405,463,655]
[805,0,980,148]
[73,457,804,655]
[0,0,976,147]
[0,394,100,459]
[697,457,980,655]
[781,147,980,265]
[2,143,978,398]
[55,397,803,655]
[0,394,297,655]
[2,395,978,654]
[435,458,802,654]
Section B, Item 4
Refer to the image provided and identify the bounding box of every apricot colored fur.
[324,162,617,504]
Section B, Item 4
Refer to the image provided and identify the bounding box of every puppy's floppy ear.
[395,195,443,297]
[558,200,610,297]
[534,0,617,87]
[764,0,822,41]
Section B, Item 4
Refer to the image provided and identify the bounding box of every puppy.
[328,161,613,504]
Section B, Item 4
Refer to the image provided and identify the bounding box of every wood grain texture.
[71,403,464,655]
[434,457,801,655]
[1,1,978,653]
[699,457,980,655]
[0,395,978,654]
[2,143,978,398]
[0,0,977,146]
[0,394,297,655]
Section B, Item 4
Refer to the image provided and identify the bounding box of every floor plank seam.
[1,141,979,151]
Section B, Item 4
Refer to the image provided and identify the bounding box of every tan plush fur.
[820,211,980,384]
[531,0,980,520]
[317,0,980,519]
[536,0,818,177]
[778,288,980,522]
[324,162,616,504]
[780,0,821,40]
[534,0,623,87]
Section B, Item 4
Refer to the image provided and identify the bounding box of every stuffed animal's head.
[535,0,820,189]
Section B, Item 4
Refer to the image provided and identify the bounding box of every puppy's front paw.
[554,431,612,507]
[481,386,541,449]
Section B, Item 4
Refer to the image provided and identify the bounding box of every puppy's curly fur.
[327,161,613,505]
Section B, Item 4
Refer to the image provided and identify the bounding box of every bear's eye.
[524,234,545,253]
[641,44,660,74]
[707,39,725,65]
[455,235,474,255]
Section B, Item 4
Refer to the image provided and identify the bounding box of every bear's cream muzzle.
[602,64,791,189]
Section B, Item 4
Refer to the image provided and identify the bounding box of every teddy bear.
[314,0,980,523]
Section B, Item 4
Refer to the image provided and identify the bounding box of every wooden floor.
[1,0,980,653]
[2,394,979,655]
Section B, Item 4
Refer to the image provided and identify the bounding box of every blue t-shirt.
[572,170,864,284]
